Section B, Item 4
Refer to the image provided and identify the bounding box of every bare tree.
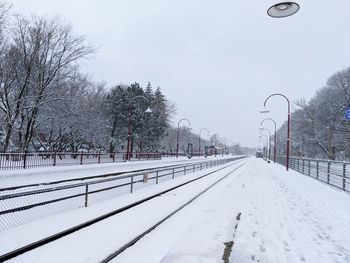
[0,15,94,152]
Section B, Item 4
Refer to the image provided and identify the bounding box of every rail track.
[0,157,235,192]
[0,157,249,262]
[0,157,245,232]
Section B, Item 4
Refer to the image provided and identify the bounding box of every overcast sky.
[12,0,350,147]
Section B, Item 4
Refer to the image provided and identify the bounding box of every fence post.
[302,158,305,174]
[98,150,101,163]
[184,166,186,175]
[113,152,115,162]
[156,171,159,184]
[80,152,83,165]
[289,157,292,169]
[327,161,331,184]
[308,159,311,176]
[200,163,202,170]
[130,175,134,193]
[343,163,346,191]
[23,151,27,169]
[316,160,319,179]
[172,168,175,179]
[193,164,195,173]
[84,183,89,207]
[53,151,57,166]
[297,158,299,172]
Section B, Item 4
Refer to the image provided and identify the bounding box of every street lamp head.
[144,107,152,113]
[267,2,300,18]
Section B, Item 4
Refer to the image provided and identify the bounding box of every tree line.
[275,66,350,160]
[0,3,175,153]
[0,2,250,155]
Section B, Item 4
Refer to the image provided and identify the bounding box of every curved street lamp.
[126,95,152,161]
[262,93,291,171]
[267,2,300,18]
[261,118,277,163]
[198,128,210,156]
[176,118,191,158]
[259,127,272,161]
[259,134,269,158]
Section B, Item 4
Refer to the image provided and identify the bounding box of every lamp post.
[176,118,191,158]
[259,134,269,158]
[267,2,300,18]
[259,127,272,161]
[126,95,152,161]
[262,93,291,171]
[198,128,210,156]
[261,118,277,163]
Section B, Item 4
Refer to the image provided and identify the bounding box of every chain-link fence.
[0,156,246,232]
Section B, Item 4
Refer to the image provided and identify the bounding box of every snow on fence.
[276,155,350,192]
[0,152,162,170]
[0,157,245,232]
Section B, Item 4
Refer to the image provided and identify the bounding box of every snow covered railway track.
[0,158,229,193]
[0,157,245,232]
[0,158,249,263]
[100,160,249,263]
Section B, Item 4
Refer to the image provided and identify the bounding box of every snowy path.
[161,158,350,263]
[229,159,350,263]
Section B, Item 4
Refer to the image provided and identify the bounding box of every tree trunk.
[109,116,118,156]
[2,122,12,152]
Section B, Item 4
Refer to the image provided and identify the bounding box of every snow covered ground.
[119,158,350,263]
[161,158,350,263]
[0,156,239,232]
[0,158,247,262]
[2,157,350,263]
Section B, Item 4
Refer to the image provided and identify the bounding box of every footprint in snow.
[252,231,257,237]
[259,244,266,252]
[299,255,306,261]
[284,241,291,252]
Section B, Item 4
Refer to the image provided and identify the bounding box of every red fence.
[0,151,162,170]
[161,151,220,158]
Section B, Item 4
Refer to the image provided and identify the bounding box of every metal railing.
[0,156,246,232]
[276,155,350,192]
[0,151,162,170]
